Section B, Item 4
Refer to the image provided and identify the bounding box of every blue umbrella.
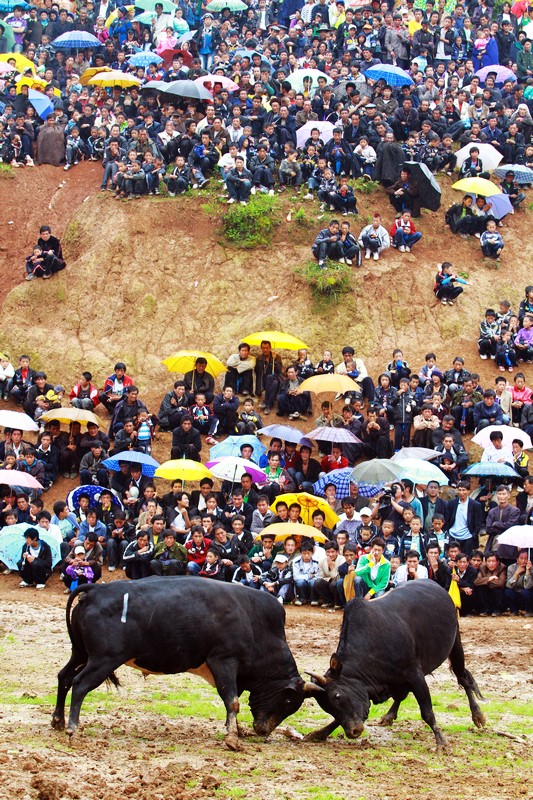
[462,462,520,479]
[52,31,102,49]
[27,88,54,120]
[102,450,160,477]
[493,164,533,185]
[313,468,354,499]
[67,484,123,511]
[209,435,266,462]
[357,482,385,498]
[363,64,413,86]
[465,192,514,220]
[128,52,163,67]
[0,523,62,570]
[0,0,30,10]
[257,424,306,444]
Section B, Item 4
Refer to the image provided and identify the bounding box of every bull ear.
[329,653,343,678]
[305,671,330,688]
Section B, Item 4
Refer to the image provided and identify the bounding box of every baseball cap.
[360,507,372,516]
[274,554,288,563]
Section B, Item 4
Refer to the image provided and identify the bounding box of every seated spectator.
[514,316,533,363]
[150,529,188,575]
[433,262,468,306]
[79,440,109,486]
[358,213,390,262]
[292,541,320,605]
[186,525,212,575]
[226,156,253,205]
[164,155,190,196]
[389,210,422,253]
[312,218,343,269]
[231,554,263,587]
[123,531,154,580]
[386,167,421,217]
[158,381,191,432]
[171,415,202,461]
[106,510,135,571]
[500,170,526,209]
[225,342,255,397]
[70,372,100,410]
[504,550,533,616]
[473,390,505,432]
[198,547,225,580]
[480,220,504,259]
[213,386,240,436]
[62,544,95,593]
[475,552,507,616]
[17,527,52,590]
[276,366,310,421]
[98,362,134,414]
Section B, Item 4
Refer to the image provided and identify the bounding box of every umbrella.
[395,457,449,486]
[162,350,226,377]
[80,66,112,85]
[0,523,61,570]
[296,120,335,150]
[157,47,194,67]
[0,410,39,432]
[456,143,503,173]
[285,69,332,93]
[0,63,16,75]
[270,492,339,528]
[40,407,101,428]
[155,459,213,482]
[0,0,30,10]
[497,525,533,552]
[209,434,266,461]
[475,65,516,84]
[392,447,438,462]
[88,70,142,88]
[105,5,135,27]
[0,470,43,490]
[194,74,239,92]
[160,79,213,101]
[363,64,413,86]
[16,77,61,96]
[232,49,272,73]
[176,30,197,44]
[27,88,54,120]
[298,374,360,395]
[67,484,123,511]
[128,52,164,67]
[242,331,308,350]
[140,79,170,92]
[313,468,354,499]
[0,53,35,73]
[493,164,533,185]
[257,424,306,444]
[481,193,514,220]
[102,450,160,477]
[307,426,362,444]
[452,177,501,195]
[132,10,160,25]
[206,0,247,9]
[403,161,441,211]
[136,0,176,12]
[206,456,267,484]
[472,426,532,450]
[52,31,102,49]
[262,522,327,543]
[350,459,404,485]
[462,462,520,479]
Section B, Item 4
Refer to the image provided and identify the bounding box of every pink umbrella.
[206,457,267,484]
[307,426,363,445]
[0,63,16,74]
[0,469,43,490]
[194,74,239,93]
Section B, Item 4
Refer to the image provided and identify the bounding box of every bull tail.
[65,583,98,644]
[462,668,484,701]
[105,673,121,689]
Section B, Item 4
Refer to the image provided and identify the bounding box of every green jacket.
[153,541,187,563]
[355,554,391,596]
[517,50,533,79]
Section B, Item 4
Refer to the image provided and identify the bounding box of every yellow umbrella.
[451,177,502,196]
[80,66,113,85]
[242,330,308,350]
[40,408,101,428]
[16,77,61,96]
[155,459,213,481]
[105,5,135,27]
[269,492,339,528]
[262,522,328,543]
[0,53,35,74]
[162,350,226,378]
[298,374,358,395]
[88,70,142,88]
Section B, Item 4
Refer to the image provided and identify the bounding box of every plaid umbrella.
[357,482,386,498]
[493,164,533,185]
[313,468,354,499]
[363,64,413,86]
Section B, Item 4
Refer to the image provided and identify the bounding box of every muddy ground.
[0,576,531,800]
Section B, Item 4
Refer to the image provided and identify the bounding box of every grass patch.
[297,259,352,301]
[0,163,14,178]
[206,193,281,248]
[294,206,316,228]
[62,219,82,247]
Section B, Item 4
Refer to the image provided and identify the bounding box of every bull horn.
[302,681,325,694]
[305,671,330,687]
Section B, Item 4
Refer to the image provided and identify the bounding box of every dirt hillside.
[0,163,530,409]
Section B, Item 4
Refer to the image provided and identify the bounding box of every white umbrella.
[0,410,39,432]
[497,526,533,549]
[296,120,335,150]
[394,457,449,486]
[472,426,532,450]
[392,447,439,462]
[455,142,503,172]
[285,69,332,93]
[0,469,43,489]
[205,457,267,484]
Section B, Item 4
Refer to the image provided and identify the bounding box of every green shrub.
[353,177,380,194]
[220,194,280,248]
[294,207,315,228]
[297,259,352,300]
[0,163,13,178]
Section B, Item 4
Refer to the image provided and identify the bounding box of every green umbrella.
[136,0,176,13]
[206,0,247,10]
[134,10,159,24]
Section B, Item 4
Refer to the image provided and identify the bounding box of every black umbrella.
[161,80,212,102]
[403,161,442,212]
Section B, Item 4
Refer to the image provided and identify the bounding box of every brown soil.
[0,578,531,800]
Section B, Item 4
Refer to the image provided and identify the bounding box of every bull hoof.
[224,733,240,751]
[436,738,451,755]
[473,712,486,729]
[66,727,77,738]
[51,715,65,730]
[378,714,395,727]
[302,730,330,743]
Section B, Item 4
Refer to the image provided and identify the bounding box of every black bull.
[52,578,319,750]
[306,580,486,749]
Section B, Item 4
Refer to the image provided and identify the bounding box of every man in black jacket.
[420,481,448,534]
[8,355,36,405]
[18,528,53,589]
[445,482,484,555]
[171,415,201,461]
[255,340,283,415]
[422,545,450,589]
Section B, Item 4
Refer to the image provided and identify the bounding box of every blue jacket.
[473,400,504,426]
[79,519,108,543]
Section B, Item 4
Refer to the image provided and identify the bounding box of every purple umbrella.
[257,424,307,444]
[475,65,516,84]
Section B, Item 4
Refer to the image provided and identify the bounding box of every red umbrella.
[159,47,193,68]
[194,74,239,92]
